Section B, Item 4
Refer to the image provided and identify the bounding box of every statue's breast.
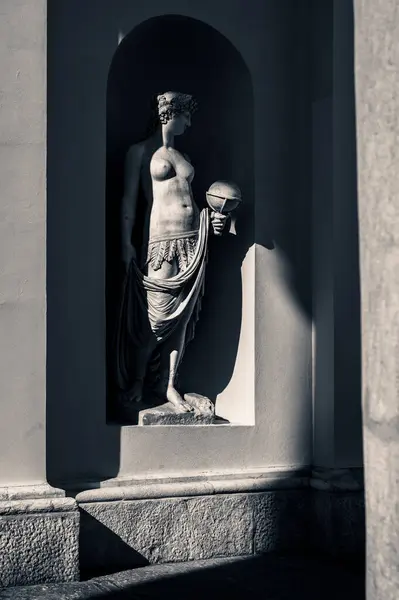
[150,156,176,182]
[176,155,195,183]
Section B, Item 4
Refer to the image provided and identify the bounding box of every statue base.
[139,393,216,426]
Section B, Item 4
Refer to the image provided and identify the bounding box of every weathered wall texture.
[355,0,399,597]
[0,498,79,587]
[80,490,310,576]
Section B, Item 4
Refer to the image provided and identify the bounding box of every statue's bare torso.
[149,146,199,241]
[128,139,200,278]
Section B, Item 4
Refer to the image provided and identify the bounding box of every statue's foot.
[184,393,214,415]
[167,385,194,413]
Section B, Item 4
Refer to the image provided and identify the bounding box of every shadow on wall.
[331,0,363,465]
[105,15,255,418]
[80,511,150,577]
[46,0,122,486]
[311,0,363,466]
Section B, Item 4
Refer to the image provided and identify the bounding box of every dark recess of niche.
[105,15,255,422]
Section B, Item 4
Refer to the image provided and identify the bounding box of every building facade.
[0,0,364,585]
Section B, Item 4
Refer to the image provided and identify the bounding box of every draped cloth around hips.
[113,208,210,392]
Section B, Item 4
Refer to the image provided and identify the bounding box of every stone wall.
[0,471,364,585]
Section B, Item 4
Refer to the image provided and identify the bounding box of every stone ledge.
[75,469,309,503]
[0,497,77,516]
[75,466,309,489]
[0,483,66,501]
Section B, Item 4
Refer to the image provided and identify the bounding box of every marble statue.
[113,91,241,418]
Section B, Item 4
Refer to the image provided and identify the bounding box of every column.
[0,1,79,587]
[355,0,399,597]
[0,0,47,486]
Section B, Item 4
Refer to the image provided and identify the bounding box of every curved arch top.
[107,13,252,85]
[106,13,254,153]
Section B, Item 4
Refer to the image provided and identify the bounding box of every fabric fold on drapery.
[114,208,210,392]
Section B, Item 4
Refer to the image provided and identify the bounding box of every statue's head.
[156,91,198,136]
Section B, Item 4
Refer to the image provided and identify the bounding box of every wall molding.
[74,468,310,503]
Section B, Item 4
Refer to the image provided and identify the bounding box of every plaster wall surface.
[0,0,47,484]
[46,0,312,486]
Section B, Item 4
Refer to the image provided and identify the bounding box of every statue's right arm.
[120,144,144,266]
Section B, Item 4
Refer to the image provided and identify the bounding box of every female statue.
[114,91,227,414]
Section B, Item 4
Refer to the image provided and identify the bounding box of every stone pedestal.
[139,394,217,426]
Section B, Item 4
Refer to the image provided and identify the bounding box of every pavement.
[0,554,365,599]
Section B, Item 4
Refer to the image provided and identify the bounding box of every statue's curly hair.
[144,92,198,138]
[157,92,198,124]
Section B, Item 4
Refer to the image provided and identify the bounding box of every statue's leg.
[165,324,194,413]
[146,256,193,412]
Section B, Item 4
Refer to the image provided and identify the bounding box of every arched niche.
[106,15,254,422]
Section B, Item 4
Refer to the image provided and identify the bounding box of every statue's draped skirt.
[114,208,210,392]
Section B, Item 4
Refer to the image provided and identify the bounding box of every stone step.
[0,554,364,600]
